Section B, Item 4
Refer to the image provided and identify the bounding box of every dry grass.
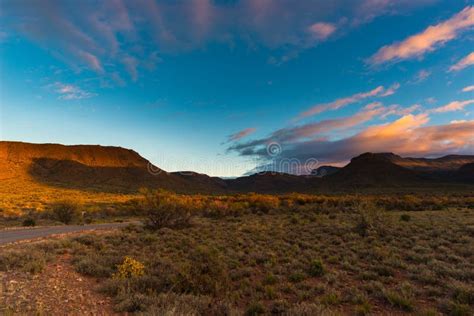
[2,192,472,315]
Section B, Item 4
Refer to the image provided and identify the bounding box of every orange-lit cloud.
[370,6,474,64]
[449,52,474,72]
[230,112,474,170]
[431,99,474,113]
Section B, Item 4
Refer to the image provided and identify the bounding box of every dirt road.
[0,222,133,245]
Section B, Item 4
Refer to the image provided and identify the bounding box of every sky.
[0,0,473,177]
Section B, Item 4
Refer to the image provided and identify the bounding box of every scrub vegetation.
[1,190,473,315]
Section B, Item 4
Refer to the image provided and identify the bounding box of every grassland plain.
[1,191,473,315]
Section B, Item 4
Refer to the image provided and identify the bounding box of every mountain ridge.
[1,141,473,193]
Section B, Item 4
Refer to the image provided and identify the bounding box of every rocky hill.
[1,141,473,193]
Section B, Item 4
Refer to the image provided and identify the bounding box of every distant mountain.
[225,172,319,193]
[454,163,474,182]
[323,152,474,188]
[377,153,474,172]
[310,166,341,177]
[1,141,473,194]
[323,153,422,188]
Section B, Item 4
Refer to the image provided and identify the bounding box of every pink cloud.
[49,82,96,100]
[370,6,474,64]
[462,85,474,92]
[77,50,103,73]
[449,52,474,72]
[308,22,336,40]
[432,99,474,113]
[228,128,257,142]
[296,84,399,119]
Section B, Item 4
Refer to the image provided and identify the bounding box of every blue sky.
[0,0,473,176]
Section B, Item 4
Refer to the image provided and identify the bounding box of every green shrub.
[139,189,193,230]
[320,292,340,306]
[355,301,372,316]
[245,302,266,316]
[354,201,386,237]
[400,214,411,222]
[384,290,414,311]
[50,201,79,224]
[22,218,36,227]
[177,246,229,295]
[288,271,305,283]
[308,259,325,277]
[0,248,48,274]
[263,273,278,285]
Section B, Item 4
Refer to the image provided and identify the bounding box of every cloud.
[451,120,467,124]
[229,102,404,155]
[352,0,438,25]
[449,52,474,72]
[380,103,421,118]
[308,22,336,40]
[276,103,387,142]
[431,99,474,113]
[379,82,400,96]
[411,69,431,83]
[369,6,474,65]
[77,50,103,73]
[2,0,440,80]
[296,84,399,119]
[122,56,138,81]
[230,115,474,173]
[462,85,474,92]
[49,82,96,100]
[227,128,257,142]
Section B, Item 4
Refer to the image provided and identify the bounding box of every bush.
[384,290,414,311]
[22,218,36,227]
[177,246,229,295]
[0,248,48,274]
[245,302,266,316]
[50,201,79,224]
[308,259,325,277]
[400,214,411,222]
[114,256,145,279]
[354,201,386,237]
[139,189,193,230]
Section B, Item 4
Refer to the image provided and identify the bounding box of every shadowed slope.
[324,153,425,188]
[0,141,225,193]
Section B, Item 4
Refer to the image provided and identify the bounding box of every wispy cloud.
[2,0,440,82]
[296,84,399,120]
[449,52,474,72]
[229,102,407,155]
[227,128,257,142]
[122,56,139,81]
[431,99,474,113]
[462,85,474,92]
[308,22,336,40]
[369,6,474,65]
[411,69,431,84]
[49,82,96,100]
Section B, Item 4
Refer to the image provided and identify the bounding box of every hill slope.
[0,141,225,193]
[324,153,423,188]
[1,141,473,194]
